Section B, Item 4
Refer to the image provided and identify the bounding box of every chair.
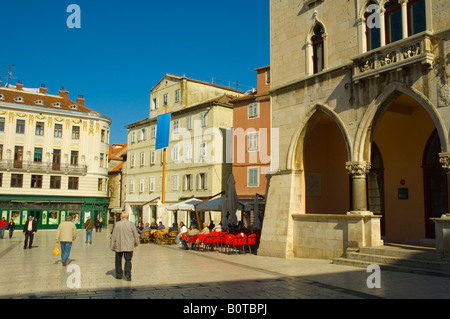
[203,234,215,251]
[165,231,178,245]
[153,230,164,244]
[232,234,247,255]
[247,233,257,253]
[224,234,235,253]
[140,230,151,244]
[187,235,198,250]
[197,234,206,251]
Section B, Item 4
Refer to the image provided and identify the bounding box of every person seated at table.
[136,222,144,233]
[157,221,166,230]
[138,223,151,239]
[182,225,199,250]
[176,222,187,245]
[200,223,210,235]
[150,222,158,230]
[213,222,223,232]
[168,223,178,233]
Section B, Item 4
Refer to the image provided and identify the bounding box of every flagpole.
[162,103,168,204]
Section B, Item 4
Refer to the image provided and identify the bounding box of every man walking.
[23,215,38,249]
[110,210,139,281]
[84,215,94,244]
[56,216,77,266]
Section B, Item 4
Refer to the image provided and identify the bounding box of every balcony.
[352,32,435,82]
[0,160,87,175]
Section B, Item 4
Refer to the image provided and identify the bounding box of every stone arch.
[287,104,353,171]
[355,82,448,163]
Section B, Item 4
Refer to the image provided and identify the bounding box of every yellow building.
[260,0,450,259]
[0,81,111,229]
[125,74,243,227]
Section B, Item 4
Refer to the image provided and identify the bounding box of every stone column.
[400,0,409,39]
[379,7,386,46]
[439,153,450,214]
[346,161,371,213]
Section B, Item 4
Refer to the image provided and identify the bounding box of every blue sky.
[0,0,270,143]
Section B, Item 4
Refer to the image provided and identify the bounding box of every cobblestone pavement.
[1,229,449,302]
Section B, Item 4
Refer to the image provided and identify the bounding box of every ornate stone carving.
[346,161,371,176]
[402,43,421,59]
[379,51,397,66]
[439,153,450,173]
[357,58,375,73]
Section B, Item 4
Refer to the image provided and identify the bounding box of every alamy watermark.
[67,4,81,29]
[366,4,382,29]
[366,264,381,289]
[66,264,81,289]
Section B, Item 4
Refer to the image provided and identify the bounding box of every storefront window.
[48,211,59,225]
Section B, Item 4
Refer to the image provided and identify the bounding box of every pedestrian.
[98,217,103,232]
[94,218,100,232]
[7,219,15,238]
[56,216,77,266]
[176,221,187,244]
[23,215,38,249]
[110,210,139,281]
[85,216,94,244]
[0,217,7,238]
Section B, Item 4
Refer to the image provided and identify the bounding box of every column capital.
[346,161,371,176]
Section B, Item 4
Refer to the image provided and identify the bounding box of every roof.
[0,84,111,122]
[151,73,244,94]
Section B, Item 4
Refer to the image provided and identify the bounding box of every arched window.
[408,0,426,36]
[311,23,325,74]
[384,0,403,44]
[365,1,381,51]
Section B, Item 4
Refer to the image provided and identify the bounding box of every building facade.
[0,81,111,229]
[125,74,243,227]
[108,143,127,225]
[259,0,450,259]
[231,66,272,226]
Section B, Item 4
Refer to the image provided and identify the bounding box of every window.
[0,173,2,187]
[98,178,103,191]
[408,0,426,36]
[71,151,78,165]
[175,89,181,103]
[173,119,179,134]
[171,175,179,191]
[139,178,145,193]
[172,145,180,163]
[101,129,106,143]
[184,144,192,162]
[34,148,43,163]
[248,132,259,152]
[365,1,381,51]
[197,173,208,190]
[31,175,43,189]
[54,124,63,138]
[150,125,157,138]
[248,168,259,187]
[312,23,325,74]
[150,150,156,165]
[0,118,4,132]
[186,116,192,130]
[72,126,80,140]
[130,154,135,167]
[200,112,207,127]
[265,70,271,84]
[16,120,25,134]
[0,145,2,160]
[152,98,158,110]
[183,174,193,191]
[129,179,135,193]
[14,146,23,169]
[163,94,168,105]
[248,103,259,118]
[68,176,79,190]
[385,0,402,44]
[140,152,145,166]
[149,176,156,192]
[131,131,136,143]
[199,142,206,161]
[35,121,45,136]
[50,176,61,189]
[100,153,104,168]
[11,174,23,188]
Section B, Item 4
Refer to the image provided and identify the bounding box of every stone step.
[332,257,450,277]
[360,244,442,261]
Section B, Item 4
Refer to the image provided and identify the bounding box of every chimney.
[39,84,47,94]
[77,94,85,106]
[16,80,23,91]
[59,87,69,99]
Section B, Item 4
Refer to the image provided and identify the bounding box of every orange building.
[231,66,271,218]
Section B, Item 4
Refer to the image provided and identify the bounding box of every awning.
[164,198,202,211]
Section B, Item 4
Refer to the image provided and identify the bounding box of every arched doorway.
[423,130,448,238]
[303,112,350,214]
[371,93,439,243]
[368,142,385,236]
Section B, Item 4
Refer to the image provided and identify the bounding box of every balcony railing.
[352,32,435,81]
[0,160,87,175]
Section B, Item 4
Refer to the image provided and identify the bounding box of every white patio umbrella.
[227,174,238,226]
[165,198,201,211]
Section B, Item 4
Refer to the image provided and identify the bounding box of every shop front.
[0,195,109,230]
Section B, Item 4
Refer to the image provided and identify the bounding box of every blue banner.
[155,113,171,150]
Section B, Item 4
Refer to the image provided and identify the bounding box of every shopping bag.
[53,242,60,256]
